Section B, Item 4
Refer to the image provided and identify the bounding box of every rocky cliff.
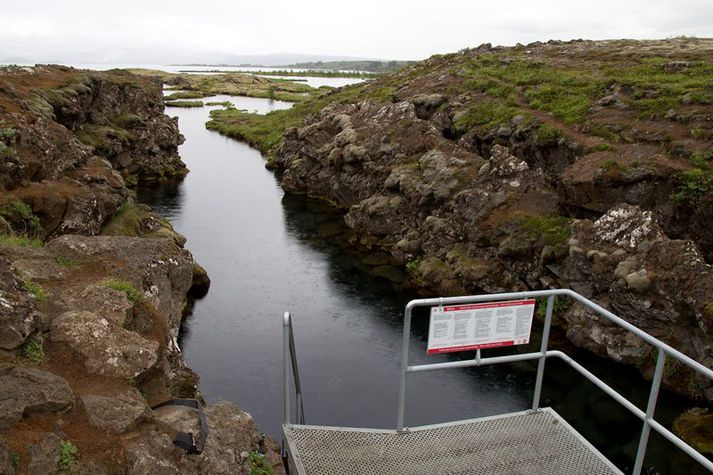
[0,66,282,474]
[210,39,713,402]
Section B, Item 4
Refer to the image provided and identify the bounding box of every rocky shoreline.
[267,40,713,406]
[0,65,282,474]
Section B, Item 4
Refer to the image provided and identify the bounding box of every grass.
[164,100,204,108]
[103,278,144,304]
[405,256,422,273]
[112,113,142,128]
[0,234,43,247]
[19,338,44,364]
[454,100,517,132]
[534,123,563,145]
[249,451,272,475]
[0,197,42,235]
[101,202,142,236]
[23,280,47,303]
[535,296,570,319]
[520,215,572,247]
[674,169,713,204]
[76,124,133,150]
[55,256,80,267]
[205,101,234,107]
[689,149,713,168]
[10,451,20,470]
[164,91,205,100]
[58,440,79,470]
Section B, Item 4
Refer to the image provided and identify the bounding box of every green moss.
[103,278,143,304]
[77,124,133,150]
[704,303,713,321]
[520,215,572,247]
[101,202,142,236]
[602,159,625,173]
[23,280,46,303]
[0,234,43,247]
[112,113,142,128]
[591,143,617,152]
[165,100,204,108]
[58,440,79,470]
[19,338,44,364]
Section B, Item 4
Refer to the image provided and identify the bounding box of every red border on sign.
[442,299,536,312]
[427,339,515,354]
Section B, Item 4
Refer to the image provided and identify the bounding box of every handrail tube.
[547,350,646,420]
[406,351,544,373]
[648,419,713,473]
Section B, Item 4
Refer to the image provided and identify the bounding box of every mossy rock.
[673,408,713,454]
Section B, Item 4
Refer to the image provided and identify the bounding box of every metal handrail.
[396,289,713,474]
[283,312,305,431]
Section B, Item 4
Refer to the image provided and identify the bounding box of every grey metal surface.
[284,408,622,475]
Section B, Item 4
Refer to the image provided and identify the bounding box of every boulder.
[81,389,151,433]
[50,311,159,379]
[26,433,60,475]
[0,366,73,429]
[0,257,39,350]
[0,437,15,475]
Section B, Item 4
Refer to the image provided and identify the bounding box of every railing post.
[396,304,414,431]
[282,312,291,457]
[532,294,554,410]
[632,349,666,475]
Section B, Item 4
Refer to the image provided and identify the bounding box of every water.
[138,95,709,474]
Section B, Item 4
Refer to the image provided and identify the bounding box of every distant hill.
[281,60,414,73]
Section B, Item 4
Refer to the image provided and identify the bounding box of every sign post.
[427,299,536,354]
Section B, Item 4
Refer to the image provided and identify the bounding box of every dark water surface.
[137,96,707,474]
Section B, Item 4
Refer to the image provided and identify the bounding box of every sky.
[1,0,712,64]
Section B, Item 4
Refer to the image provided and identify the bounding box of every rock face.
[0,367,73,429]
[0,66,281,474]
[0,256,39,350]
[272,39,713,399]
[81,389,151,433]
[0,65,187,240]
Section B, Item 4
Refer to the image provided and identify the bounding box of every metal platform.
[283,408,622,475]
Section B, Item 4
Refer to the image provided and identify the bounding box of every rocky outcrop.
[0,65,187,241]
[0,66,281,474]
[0,367,73,429]
[272,39,713,400]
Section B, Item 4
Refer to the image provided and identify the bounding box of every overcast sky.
[2,0,712,64]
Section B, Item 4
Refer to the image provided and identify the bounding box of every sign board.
[427,299,536,355]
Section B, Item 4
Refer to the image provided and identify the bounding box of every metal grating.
[283,408,622,475]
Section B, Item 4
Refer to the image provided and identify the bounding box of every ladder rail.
[283,311,305,430]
